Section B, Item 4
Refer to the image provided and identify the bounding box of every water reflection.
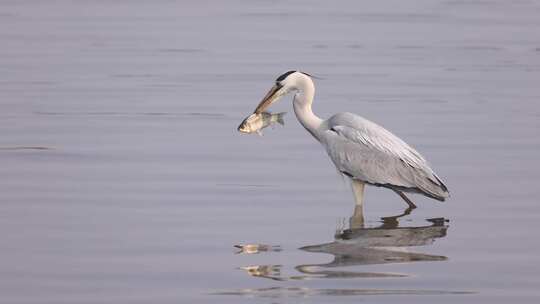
[296,207,448,279]
[239,206,449,281]
[214,287,472,297]
[219,208,463,298]
[238,265,285,281]
[234,244,282,254]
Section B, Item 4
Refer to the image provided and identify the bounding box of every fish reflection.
[239,206,449,281]
[239,265,284,281]
[234,244,282,254]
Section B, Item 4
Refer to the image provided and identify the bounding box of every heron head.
[254,70,312,113]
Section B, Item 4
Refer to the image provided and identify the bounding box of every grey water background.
[1,0,540,303]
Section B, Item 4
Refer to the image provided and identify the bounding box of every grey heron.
[252,71,449,212]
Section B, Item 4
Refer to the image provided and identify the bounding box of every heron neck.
[293,79,323,140]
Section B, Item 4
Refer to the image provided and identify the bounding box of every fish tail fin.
[276,112,286,126]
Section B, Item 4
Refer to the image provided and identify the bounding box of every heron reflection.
[239,207,448,281]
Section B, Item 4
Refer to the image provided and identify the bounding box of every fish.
[237,112,286,135]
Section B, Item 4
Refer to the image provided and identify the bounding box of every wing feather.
[321,113,449,201]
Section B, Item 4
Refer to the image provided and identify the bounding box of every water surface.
[1,0,540,303]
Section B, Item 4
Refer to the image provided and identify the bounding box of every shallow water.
[1,0,540,303]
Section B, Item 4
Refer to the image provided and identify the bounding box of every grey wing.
[321,112,449,201]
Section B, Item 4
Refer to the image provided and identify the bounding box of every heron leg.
[393,190,417,209]
[349,180,365,228]
[350,204,365,229]
[351,179,365,207]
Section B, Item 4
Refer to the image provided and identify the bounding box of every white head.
[254,71,314,113]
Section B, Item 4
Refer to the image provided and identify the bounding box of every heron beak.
[253,84,284,114]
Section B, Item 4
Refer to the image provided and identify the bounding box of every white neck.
[292,75,323,140]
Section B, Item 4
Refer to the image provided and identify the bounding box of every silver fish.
[237,112,286,135]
